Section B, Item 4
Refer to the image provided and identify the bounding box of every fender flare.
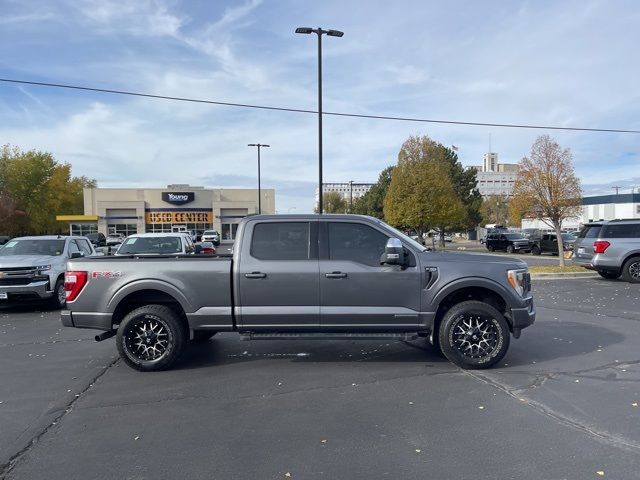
[431,276,520,310]
[107,279,193,313]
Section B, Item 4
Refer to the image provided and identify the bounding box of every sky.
[0,0,639,212]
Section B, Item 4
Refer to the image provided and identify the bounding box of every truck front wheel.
[439,301,510,369]
[117,305,186,371]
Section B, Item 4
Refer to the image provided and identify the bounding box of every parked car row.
[485,231,577,256]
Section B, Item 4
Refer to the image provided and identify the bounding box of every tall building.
[315,182,374,209]
[467,152,519,198]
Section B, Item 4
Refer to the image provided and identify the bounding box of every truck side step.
[241,332,419,341]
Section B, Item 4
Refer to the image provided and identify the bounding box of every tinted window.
[328,222,389,267]
[504,234,522,240]
[251,222,309,260]
[118,237,182,254]
[578,225,602,239]
[602,223,640,238]
[68,241,81,255]
[0,239,65,256]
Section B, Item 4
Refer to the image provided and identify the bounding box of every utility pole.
[248,143,270,214]
[612,186,620,196]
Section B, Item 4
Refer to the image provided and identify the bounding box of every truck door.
[237,220,319,330]
[319,221,421,331]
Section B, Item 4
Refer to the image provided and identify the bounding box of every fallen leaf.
[409,402,414,405]
[575,380,580,383]
[285,473,292,478]
[596,471,604,476]
[632,403,638,407]
[134,436,140,441]
[415,449,421,453]
[478,406,485,410]
[321,439,327,444]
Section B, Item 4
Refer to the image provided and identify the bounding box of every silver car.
[573,220,640,282]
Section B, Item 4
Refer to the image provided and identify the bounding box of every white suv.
[201,230,220,246]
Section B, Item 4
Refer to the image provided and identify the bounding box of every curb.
[530,272,598,280]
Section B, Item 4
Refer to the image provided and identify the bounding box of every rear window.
[251,222,309,260]
[601,223,640,239]
[117,237,182,254]
[578,225,602,239]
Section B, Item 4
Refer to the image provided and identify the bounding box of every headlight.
[36,265,51,272]
[507,269,528,296]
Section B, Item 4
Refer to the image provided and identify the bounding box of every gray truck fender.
[107,279,194,313]
[431,276,520,310]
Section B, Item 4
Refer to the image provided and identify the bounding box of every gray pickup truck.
[61,215,535,371]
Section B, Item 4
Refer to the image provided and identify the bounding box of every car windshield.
[561,233,575,241]
[203,230,217,235]
[0,239,65,256]
[117,237,182,254]
[504,233,523,240]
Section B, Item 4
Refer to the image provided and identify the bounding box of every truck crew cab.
[61,215,535,371]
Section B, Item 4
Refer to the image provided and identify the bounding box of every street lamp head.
[295,27,313,34]
[326,29,344,37]
[248,143,257,146]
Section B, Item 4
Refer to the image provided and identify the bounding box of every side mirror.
[194,244,203,254]
[381,238,405,265]
[70,252,84,259]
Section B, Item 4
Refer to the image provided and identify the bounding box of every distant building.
[467,152,519,198]
[315,182,374,209]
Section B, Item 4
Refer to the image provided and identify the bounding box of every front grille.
[0,266,39,272]
[0,275,48,286]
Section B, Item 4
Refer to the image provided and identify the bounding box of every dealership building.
[56,184,275,242]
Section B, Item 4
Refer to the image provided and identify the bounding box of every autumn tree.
[510,135,582,266]
[383,136,465,241]
[0,144,96,235]
[351,166,394,218]
[481,195,511,226]
[315,191,348,214]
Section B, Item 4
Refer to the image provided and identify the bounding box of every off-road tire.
[506,245,515,254]
[531,246,540,256]
[117,304,186,371]
[621,257,640,283]
[439,300,510,370]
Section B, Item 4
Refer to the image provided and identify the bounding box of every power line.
[1,77,639,134]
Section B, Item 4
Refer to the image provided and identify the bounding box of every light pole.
[248,143,270,214]
[295,26,344,214]
[349,180,353,213]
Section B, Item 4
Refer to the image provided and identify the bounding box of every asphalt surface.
[1,277,639,479]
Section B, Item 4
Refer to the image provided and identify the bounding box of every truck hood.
[421,251,528,269]
[0,255,64,268]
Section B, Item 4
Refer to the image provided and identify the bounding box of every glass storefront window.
[70,223,98,236]
[108,224,137,236]
[222,223,239,241]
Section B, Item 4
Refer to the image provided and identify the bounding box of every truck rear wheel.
[439,301,510,370]
[117,305,186,371]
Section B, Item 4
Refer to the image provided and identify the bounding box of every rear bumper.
[60,310,113,331]
[0,280,53,301]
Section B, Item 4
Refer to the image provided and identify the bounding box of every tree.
[0,144,96,235]
[315,191,348,214]
[383,136,465,241]
[481,195,511,226]
[510,135,582,266]
[351,166,394,218]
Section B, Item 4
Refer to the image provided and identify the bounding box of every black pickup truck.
[62,215,535,371]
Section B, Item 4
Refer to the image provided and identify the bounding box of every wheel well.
[433,287,509,337]
[111,290,188,330]
[622,254,640,271]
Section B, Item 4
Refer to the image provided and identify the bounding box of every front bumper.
[510,297,535,337]
[0,280,53,301]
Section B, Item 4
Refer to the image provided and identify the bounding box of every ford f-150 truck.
[61,215,535,371]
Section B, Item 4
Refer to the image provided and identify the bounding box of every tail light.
[593,241,610,254]
[64,271,88,302]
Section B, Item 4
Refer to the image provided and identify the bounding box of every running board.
[241,332,419,341]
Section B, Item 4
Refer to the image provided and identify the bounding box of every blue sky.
[1,0,639,212]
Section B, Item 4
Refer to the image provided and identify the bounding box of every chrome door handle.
[325,272,347,279]
[245,272,266,279]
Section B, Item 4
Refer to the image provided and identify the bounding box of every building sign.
[146,211,213,224]
[161,192,195,205]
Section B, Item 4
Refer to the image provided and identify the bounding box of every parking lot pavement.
[2,278,640,479]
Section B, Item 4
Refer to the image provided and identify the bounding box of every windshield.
[504,233,524,240]
[375,220,428,252]
[203,230,217,235]
[561,233,575,241]
[116,237,182,254]
[0,239,65,256]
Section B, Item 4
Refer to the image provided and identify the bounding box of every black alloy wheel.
[622,257,640,283]
[439,300,510,369]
